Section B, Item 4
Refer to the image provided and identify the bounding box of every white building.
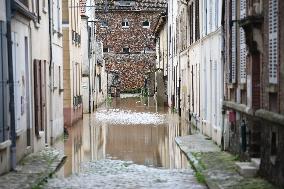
[167,0,223,145]
[50,0,64,144]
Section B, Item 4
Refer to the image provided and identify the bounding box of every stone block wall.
[96,8,163,91]
[104,53,156,91]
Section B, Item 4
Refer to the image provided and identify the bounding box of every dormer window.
[122,19,129,28]
[143,20,150,28]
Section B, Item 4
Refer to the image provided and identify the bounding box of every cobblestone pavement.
[0,147,66,189]
[45,159,206,189]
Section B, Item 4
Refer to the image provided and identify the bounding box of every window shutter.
[0,22,4,142]
[239,0,247,83]
[231,0,236,83]
[269,0,278,84]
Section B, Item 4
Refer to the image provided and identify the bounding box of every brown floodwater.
[55,97,192,178]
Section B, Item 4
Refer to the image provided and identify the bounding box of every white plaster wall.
[50,0,64,143]
[188,43,201,126]
[11,16,31,161]
[200,31,222,145]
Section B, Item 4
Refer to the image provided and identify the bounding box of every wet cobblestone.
[45,159,206,189]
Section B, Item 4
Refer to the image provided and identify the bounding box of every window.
[122,19,129,28]
[269,92,278,112]
[271,131,277,156]
[239,0,247,84]
[42,0,47,13]
[103,47,109,53]
[195,0,200,41]
[143,20,150,28]
[57,0,61,32]
[268,0,278,84]
[123,47,130,53]
[101,21,108,27]
[35,0,40,23]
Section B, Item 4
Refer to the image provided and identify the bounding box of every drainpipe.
[6,0,16,170]
[48,0,54,145]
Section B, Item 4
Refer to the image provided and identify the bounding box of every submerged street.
[45,97,206,188]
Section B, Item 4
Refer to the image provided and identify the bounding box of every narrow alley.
[45,97,205,188]
[0,0,283,188]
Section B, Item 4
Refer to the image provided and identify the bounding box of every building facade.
[50,0,64,144]
[95,0,166,94]
[167,0,223,145]
[223,0,284,186]
[0,0,64,174]
[154,12,167,106]
[94,41,107,107]
[62,0,83,126]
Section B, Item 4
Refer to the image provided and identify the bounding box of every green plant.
[194,171,206,184]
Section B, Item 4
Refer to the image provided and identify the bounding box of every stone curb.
[175,137,221,189]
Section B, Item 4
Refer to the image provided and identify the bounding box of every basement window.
[142,20,150,28]
[122,19,129,28]
[123,47,130,53]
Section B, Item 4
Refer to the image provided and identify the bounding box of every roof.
[95,0,167,12]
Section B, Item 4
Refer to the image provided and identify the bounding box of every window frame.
[142,20,150,28]
[122,47,130,53]
[122,19,129,28]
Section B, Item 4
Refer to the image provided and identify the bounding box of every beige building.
[0,0,64,174]
[154,13,168,106]
[63,0,83,126]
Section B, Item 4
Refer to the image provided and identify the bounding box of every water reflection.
[58,97,191,177]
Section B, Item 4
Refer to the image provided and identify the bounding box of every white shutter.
[269,0,278,84]
[231,0,236,83]
[53,0,58,32]
[239,0,247,83]
[209,1,212,32]
[193,1,195,42]
[12,32,20,131]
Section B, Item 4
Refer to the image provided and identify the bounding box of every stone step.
[251,158,261,169]
[235,162,259,177]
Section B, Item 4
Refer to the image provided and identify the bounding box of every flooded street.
[46,97,206,188]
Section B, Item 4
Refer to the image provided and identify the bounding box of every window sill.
[227,83,236,89]
[42,7,48,14]
[34,21,40,29]
[267,84,278,93]
[122,26,129,29]
[37,131,45,139]
[239,83,246,90]
[16,128,25,138]
[0,140,11,150]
